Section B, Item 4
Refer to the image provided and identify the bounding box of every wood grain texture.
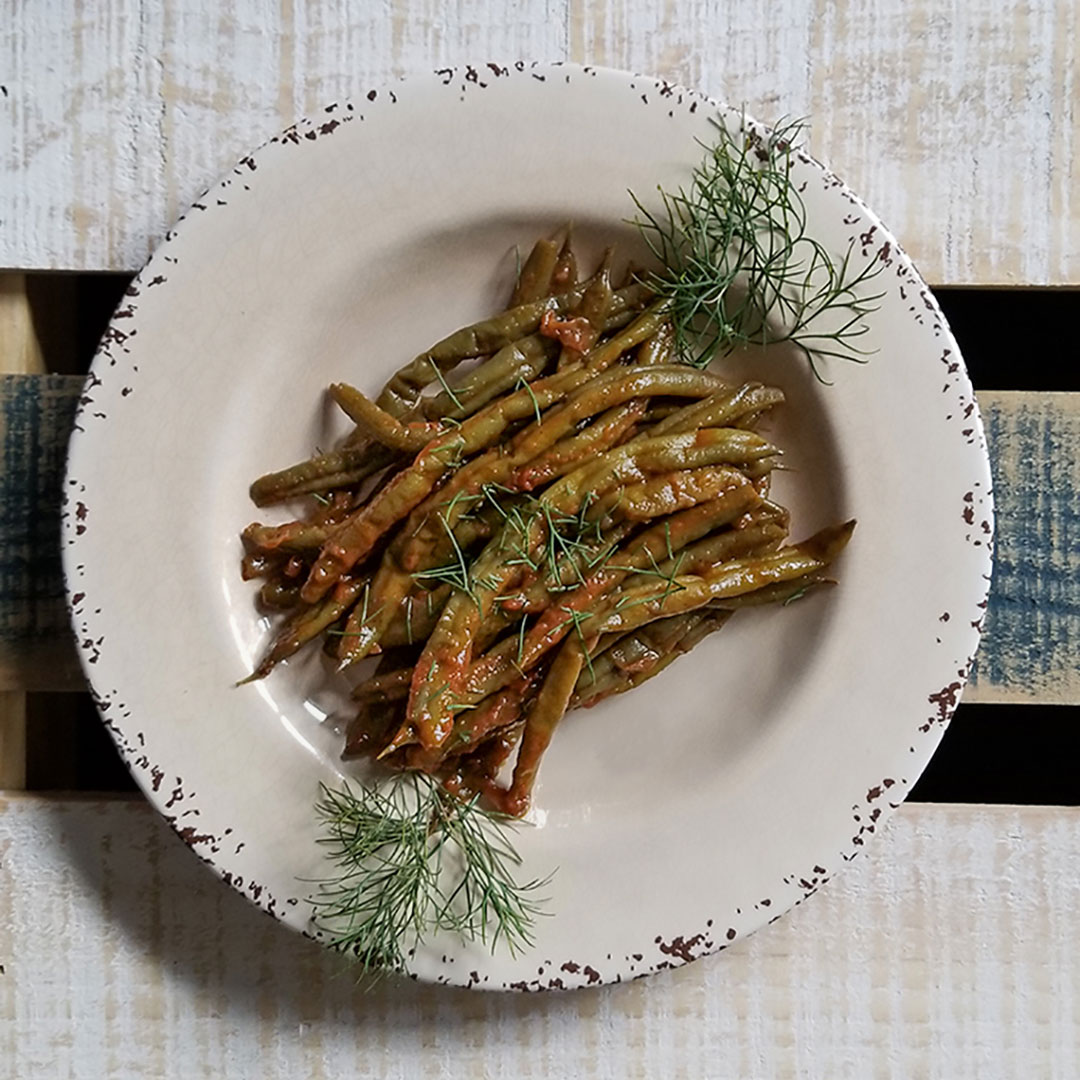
[2,0,1076,282]
[569,0,1080,288]
[1,796,1078,1077]
[966,391,1080,705]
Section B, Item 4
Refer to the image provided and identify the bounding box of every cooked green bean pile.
[241,232,854,817]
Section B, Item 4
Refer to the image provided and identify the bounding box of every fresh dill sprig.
[630,114,885,380]
[310,774,550,981]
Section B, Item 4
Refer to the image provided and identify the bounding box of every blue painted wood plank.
[967,391,1080,704]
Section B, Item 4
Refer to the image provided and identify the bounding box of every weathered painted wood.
[2,1,1077,283]
[0,374,84,696]
[0,381,1076,703]
[0,279,49,789]
[568,0,1080,288]
[1,797,1077,1077]
[966,391,1080,704]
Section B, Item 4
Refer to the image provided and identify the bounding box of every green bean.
[549,427,778,514]
[511,400,648,491]
[240,575,367,682]
[421,283,648,422]
[352,666,412,702]
[303,367,730,603]
[605,610,729,698]
[420,296,648,424]
[509,236,560,306]
[583,300,669,371]
[394,448,738,749]
[249,444,398,507]
[622,517,789,590]
[241,549,279,580]
[508,366,728,466]
[615,466,754,521]
[550,230,578,292]
[708,573,834,610]
[573,574,835,709]
[471,528,636,655]
[547,249,614,363]
[335,559,414,667]
[503,490,744,619]
[372,365,721,608]
[497,639,584,817]
[258,579,303,609]
[407,681,532,773]
[240,230,860,813]
[511,322,675,488]
[336,488,493,668]
[570,610,731,708]
[640,383,784,441]
[330,383,444,453]
[635,321,675,366]
[343,698,402,758]
[376,282,652,417]
[242,520,334,556]
[386,468,760,747]
[591,610,704,669]
[380,586,452,647]
[299,371,581,602]
[439,719,526,804]
[594,521,856,637]
[399,573,525,749]
[336,490,500,664]
[461,476,759,706]
[421,334,558,420]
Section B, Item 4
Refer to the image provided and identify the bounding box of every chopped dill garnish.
[516,375,544,426]
[431,360,465,411]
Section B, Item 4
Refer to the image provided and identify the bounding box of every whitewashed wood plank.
[2,1,1076,283]
[568,0,1079,288]
[1,797,1078,1077]
[0,0,570,273]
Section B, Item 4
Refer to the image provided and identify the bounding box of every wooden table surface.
[2,3,1078,1076]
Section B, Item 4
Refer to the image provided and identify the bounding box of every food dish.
[63,63,993,989]
[239,205,861,969]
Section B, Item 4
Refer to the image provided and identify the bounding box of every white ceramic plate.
[64,63,993,991]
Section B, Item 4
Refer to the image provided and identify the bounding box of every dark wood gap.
[909,703,1080,805]
[25,693,137,793]
[933,288,1080,391]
